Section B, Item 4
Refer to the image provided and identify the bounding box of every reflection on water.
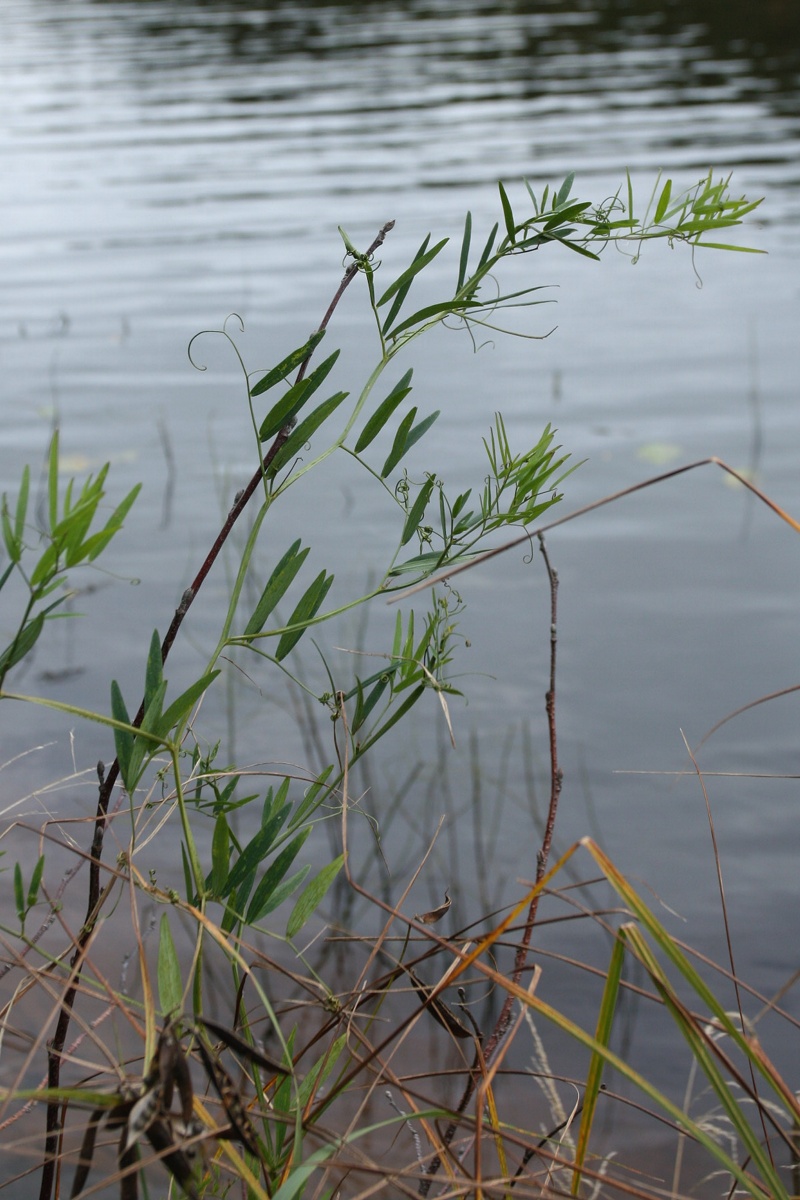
[1,0,800,1167]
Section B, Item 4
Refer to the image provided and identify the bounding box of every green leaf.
[275,570,335,661]
[498,181,516,244]
[15,465,30,547]
[384,410,440,478]
[48,431,59,534]
[157,914,183,1016]
[269,390,349,475]
[244,541,310,637]
[27,855,45,909]
[376,238,448,308]
[156,669,221,738]
[259,350,340,442]
[381,408,417,478]
[13,863,25,924]
[457,210,472,290]
[222,803,291,899]
[354,684,425,758]
[401,476,436,546]
[654,177,672,224]
[556,171,575,207]
[387,298,482,341]
[286,855,344,938]
[210,813,230,897]
[295,1031,347,1108]
[110,680,134,785]
[79,483,142,563]
[144,630,163,713]
[381,234,431,334]
[0,613,45,676]
[249,329,326,398]
[289,764,335,830]
[387,549,476,577]
[477,222,499,269]
[247,864,310,923]
[245,829,312,924]
[354,370,414,454]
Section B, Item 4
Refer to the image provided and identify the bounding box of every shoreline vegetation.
[3,174,798,1200]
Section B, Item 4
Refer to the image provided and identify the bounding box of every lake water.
[2,0,800,1188]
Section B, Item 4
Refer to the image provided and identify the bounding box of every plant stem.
[36,219,395,1200]
[419,533,561,1195]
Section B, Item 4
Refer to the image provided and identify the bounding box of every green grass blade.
[572,932,626,1193]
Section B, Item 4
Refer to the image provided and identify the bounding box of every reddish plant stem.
[37,220,395,1200]
[419,533,561,1195]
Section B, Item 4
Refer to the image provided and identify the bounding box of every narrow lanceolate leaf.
[110,680,133,783]
[654,178,672,224]
[249,865,309,922]
[80,482,142,563]
[269,390,349,475]
[289,763,335,830]
[144,629,163,713]
[27,855,45,909]
[498,181,516,244]
[259,350,340,442]
[15,465,30,547]
[48,431,59,533]
[1,503,19,564]
[556,170,575,207]
[249,328,326,397]
[244,541,310,637]
[457,210,472,290]
[387,297,482,341]
[210,813,230,897]
[478,221,499,269]
[155,669,221,738]
[13,864,25,923]
[376,238,449,308]
[157,914,183,1017]
[296,1032,347,1109]
[401,476,436,546]
[286,855,344,938]
[222,803,291,899]
[381,234,431,334]
[275,570,334,661]
[0,613,45,676]
[382,407,441,480]
[354,370,414,454]
[381,408,417,478]
[245,828,312,924]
